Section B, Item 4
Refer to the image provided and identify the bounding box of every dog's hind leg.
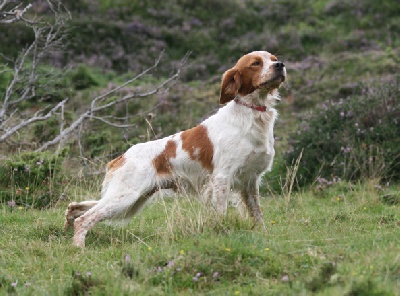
[73,203,110,248]
[72,185,159,248]
[64,200,98,230]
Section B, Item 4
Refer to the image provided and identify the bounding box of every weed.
[0,149,68,208]
[0,275,17,294]
[346,279,392,296]
[64,271,101,296]
[380,193,400,206]
[121,254,139,279]
[306,262,338,292]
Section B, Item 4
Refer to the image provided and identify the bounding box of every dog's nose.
[274,61,285,69]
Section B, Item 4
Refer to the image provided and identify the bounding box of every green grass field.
[1,180,399,295]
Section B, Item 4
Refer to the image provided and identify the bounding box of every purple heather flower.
[342,147,351,154]
[196,272,202,278]
[167,261,174,268]
[125,254,131,264]
[281,275,289,282]
[157,266,162,272]
[193,277,198,282]
[213,272,219,278]
[11,280,17,287]
[8,200,16,207]
[24,165,30,172]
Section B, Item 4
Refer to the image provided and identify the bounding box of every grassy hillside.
[1,0,399,157]
[1,180,399,295]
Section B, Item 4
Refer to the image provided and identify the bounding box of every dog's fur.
[65,51,286,248]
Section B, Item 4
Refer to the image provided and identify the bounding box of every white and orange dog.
[65,51,286,248]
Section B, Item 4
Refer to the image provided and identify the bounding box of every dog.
[65,51,286,248]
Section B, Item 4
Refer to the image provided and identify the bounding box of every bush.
[0,150,68,208]
[285,78,400,186]
[70,65,100,90]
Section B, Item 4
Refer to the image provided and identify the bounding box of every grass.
[1,180,399,295]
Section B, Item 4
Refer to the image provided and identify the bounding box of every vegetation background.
[0,0,399,294]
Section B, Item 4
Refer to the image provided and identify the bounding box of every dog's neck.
[234,97,268,112]
[234,89,280,112]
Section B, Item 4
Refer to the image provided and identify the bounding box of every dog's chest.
[248,112,276,164]
[249,112,274,148]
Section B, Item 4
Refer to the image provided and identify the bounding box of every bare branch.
[1,1,186,153]
[0,0,71,143]
[36,56,183,152]
[91,68,180,114]
[0,1,9,11]
[0,41,36,121]
[90,50,165,110]
[0,98,68,142]
[0,3,32,24]
[89,116,137,128]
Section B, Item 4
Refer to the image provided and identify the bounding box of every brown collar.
[234,98,268,112]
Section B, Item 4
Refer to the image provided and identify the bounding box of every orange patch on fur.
[181,125,214,171]
[235,55,262,96]
[107,154,126,172]
[153,140,177,175]
[270,55,278,61]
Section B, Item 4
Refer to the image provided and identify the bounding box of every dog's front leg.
[241,178,266,229]
[211,174,230,214]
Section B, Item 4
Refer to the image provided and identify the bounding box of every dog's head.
[219,51,286,104]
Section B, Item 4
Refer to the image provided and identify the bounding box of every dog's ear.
[219,68,241,105]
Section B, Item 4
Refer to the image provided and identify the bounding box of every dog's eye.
[251,61,261,66]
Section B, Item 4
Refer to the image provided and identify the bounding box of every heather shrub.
[0,150,67,208]
[285,78,400,186]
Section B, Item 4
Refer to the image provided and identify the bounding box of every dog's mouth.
[259,73,286,90]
